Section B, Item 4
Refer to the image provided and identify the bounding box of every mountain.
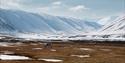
[58,17,102,32]
[98,16,118,25]
[0,9,55,34]
[101,15,125,32]
[0,8,102,35]
[95,15,125,39]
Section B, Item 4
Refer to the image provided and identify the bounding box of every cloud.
[69,5,89,12]
[36,1,62,11]
[36,7,50,12]
[52,1,62,5]
[0,0,22,9]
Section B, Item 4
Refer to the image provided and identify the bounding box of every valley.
[0,37,125,63]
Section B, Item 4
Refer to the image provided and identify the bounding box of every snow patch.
[71,54,90,58]
[0,42,13,47]
[79,48,93,51]
[38,58,63,62]
[0,37,5,39]
[32,48,43,50]
[100,49,111,51]
[50,49,57,52]
[0,55,31,60]
[0,42,24,47]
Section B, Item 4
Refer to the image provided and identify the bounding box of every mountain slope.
[0,9,55,34]
[0,9,102,35]
[98,16,118,25]
[58,17,102,32]
[101,15,125,32]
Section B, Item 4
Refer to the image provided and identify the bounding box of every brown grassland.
[0,41,125,63]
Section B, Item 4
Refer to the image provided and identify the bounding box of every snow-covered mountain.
[92,15,125,39]
[0,9,101,35]
[74,15,125,40]
[0,9,55,34]
[98,16,118,25]
[101,15,125,33]
[58,17,101,32]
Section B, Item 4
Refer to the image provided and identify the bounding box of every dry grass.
[0,42,125,63]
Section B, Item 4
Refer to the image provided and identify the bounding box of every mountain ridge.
[0,8,102,35]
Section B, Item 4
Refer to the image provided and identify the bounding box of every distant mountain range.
[0,8,102,35]
[0,8,125,40]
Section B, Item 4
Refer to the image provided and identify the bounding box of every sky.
[0,0,125,19]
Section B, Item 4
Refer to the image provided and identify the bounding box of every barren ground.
[0,42,125,63]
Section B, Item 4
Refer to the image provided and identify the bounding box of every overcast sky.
[0,0,125,19]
